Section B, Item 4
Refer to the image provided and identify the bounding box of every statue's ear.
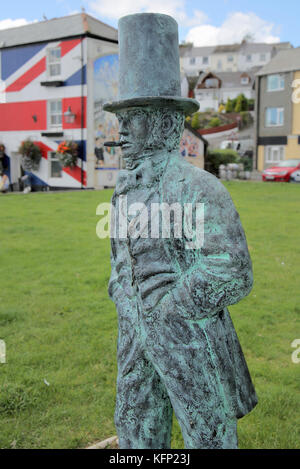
[161,113,176,138]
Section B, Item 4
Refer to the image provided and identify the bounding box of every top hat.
[103,13,199,116]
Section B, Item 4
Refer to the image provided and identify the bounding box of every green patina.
[104,12,257,449]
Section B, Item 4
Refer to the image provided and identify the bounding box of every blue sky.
[1,0,300,47]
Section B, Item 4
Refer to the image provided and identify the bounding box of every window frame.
[47,46,62,79]
[48,150,63,179]
[202,56,209,65]
[47,99,62,129]
[265,146,285,164]
[267,74,285,92]
[265,107,284,127]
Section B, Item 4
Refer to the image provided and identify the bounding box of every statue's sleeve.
[170,176,253,319]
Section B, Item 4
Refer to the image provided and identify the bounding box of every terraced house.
[0,13,119,190]
[255,48,300,170]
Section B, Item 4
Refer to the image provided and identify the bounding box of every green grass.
[0,182,299,449]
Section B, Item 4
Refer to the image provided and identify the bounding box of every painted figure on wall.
[94,54,121,168]
[104,13,257,449]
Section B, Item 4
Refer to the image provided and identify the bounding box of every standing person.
[104,13,257,449]
[0,144,8,173]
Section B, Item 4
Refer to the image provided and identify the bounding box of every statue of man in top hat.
[104,13,257,449]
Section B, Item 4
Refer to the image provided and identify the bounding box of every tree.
[234,94,248,113]
[225,98,233,113]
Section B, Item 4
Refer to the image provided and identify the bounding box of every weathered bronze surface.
[104,13,257,449]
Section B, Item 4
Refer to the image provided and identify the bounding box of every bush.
[18,140,42,171]
[205,149,239,176]
[208,117,221,128]
[240,111,254,128]
[234,94,248,113]
[225,99,233,113]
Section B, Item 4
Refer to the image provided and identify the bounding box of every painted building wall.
[86,37,119,188]
[0,38,88,188]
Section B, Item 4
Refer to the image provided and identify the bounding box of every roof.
[180,45,215,58]
[257,47,300,76]
[196,71,255,89]
[214,44,241,54]
[217,71,255,87]
[0,13,118,49]
[179,41,293,59]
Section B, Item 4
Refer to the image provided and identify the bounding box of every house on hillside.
[179,45,215,76]
[210,44,241,73]
[238,41,293,71]
[0,13,120,190]
[180,41,293,76]
[194,71,256,111]
[255,47,300,171]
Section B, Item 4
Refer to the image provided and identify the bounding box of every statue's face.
[116,109,149,158]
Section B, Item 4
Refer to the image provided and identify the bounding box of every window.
[260,53,266,62]
[265,107,284,127]
[265,146,285,164]
[47,47,61,78]
[246,54,252,62]
[49,151,63,178]
[48,100,62,128]
[217,60,222,70]
[205,78,219,88]
[202,56,209,65]
[267,74,285,91]
[227,55,234,62]
[241,76,250,85]
[189,57,196,65]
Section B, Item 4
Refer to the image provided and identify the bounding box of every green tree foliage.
[234,94,248,113]
[208,117,221,128]
[225,99,233,113]
[205,149,239,176]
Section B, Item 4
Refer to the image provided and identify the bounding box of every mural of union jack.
[0,13,118,189]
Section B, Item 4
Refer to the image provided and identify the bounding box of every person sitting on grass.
[0,171,9,193]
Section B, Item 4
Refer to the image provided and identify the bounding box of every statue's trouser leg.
[140,313,238,449]
[144,350,238,449]
[115,351,173,449]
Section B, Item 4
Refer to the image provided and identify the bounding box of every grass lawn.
[0,181,299,449]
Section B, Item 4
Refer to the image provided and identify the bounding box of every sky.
[1,0,300,47]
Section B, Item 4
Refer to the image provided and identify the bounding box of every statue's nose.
[118,120,128,135]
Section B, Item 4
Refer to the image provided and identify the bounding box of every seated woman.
[0,172,9,193]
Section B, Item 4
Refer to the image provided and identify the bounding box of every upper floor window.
[260,53,266,62]
[217,60,222,70]
[267,74,285,92]
[241,76,250,85]
[246,54,252,62]
[227,55,234,62]
[202,56,209,65]
[47,47,61,78]
[265,107,284,127]
[48,99,62,128]
[189,57,196,65]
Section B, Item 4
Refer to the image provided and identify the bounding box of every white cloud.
[0,18,37,30]
[88,0,207,27]
[186,12,280,46]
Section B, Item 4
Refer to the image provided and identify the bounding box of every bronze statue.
[104,13,257,449]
